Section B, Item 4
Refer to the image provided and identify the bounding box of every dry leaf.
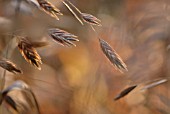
[5,95,18,112]
[1,81,40,114]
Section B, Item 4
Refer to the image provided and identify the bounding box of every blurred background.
[0,0,170,114]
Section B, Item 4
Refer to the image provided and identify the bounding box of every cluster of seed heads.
[0,0,106,113]
[0,0,168,113]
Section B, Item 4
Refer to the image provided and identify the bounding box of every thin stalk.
[65,0,82,14]
[0,41,10,91]
[0,0,22,91]
[62,0,84,25]
[0,0,22,113]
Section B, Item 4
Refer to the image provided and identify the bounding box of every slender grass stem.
[0,0,22,113]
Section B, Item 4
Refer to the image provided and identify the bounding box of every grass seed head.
[99,39,128,73]
[37,0,63,20]
[114,85,137,101]
[48,28,79,47]
[81,13,101,26]
[17,37,42,70]
[0,59,22,74]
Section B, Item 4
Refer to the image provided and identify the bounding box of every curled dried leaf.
[99,39,128,72]
[81,13,101,26]
[48,28,79,47]
[2,81,29,96]
[114,85,137,101]
[1,81,40,114]
[17,37,42,70]
[0,59,22,74]
[37,0,62,20]
[5,95,18,112]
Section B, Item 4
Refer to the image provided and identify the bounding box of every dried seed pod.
[0,59,22,74]
[37,0,62,20]
[114,85,137,101]
[99,39,128,72]
[1,81,40,114]
[48,28,79,47]
[81,13,101,26]
[17,37,42,70]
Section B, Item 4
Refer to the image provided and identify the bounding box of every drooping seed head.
[0,59,22,74]
[17,37,42,70]
[81,13,101,26]
[1,81,40,114]
[99,39,128,72]
[48,28,79,47]
[114,85,137,101]
[37,0,63,20]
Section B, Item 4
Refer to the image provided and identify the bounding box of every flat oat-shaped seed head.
[81,13,101,26]
[99,39,128,73]
[48,28,79,47]
[114,85,137,101]
[0,59,22,74]
[37,0,63,20]
[17,37,42,70]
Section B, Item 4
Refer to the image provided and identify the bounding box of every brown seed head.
[48,28,79,47]
[0,59,22,74]
[99,39,128,72]
[37,0,63,20]
[17,37,42,70]
[81,13,101,26]
[114,85,137,101]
